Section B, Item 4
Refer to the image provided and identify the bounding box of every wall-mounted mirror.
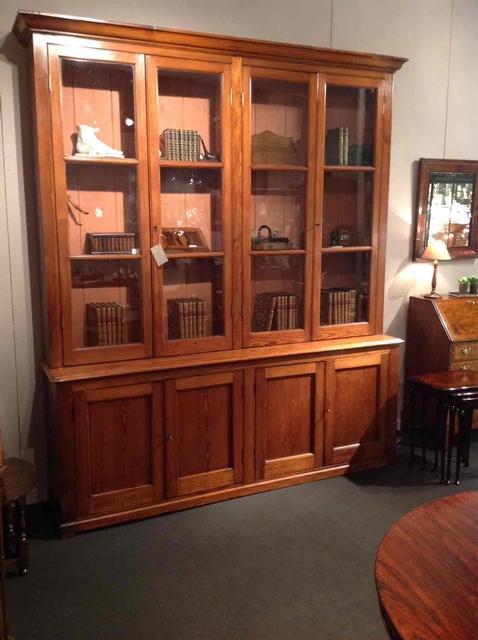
[414,158,478,260]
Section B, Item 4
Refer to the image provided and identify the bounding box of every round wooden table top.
[375,491,478,640]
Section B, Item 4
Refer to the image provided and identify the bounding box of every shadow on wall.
[1,33,48,500]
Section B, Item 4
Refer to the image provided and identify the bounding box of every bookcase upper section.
[14,11,406,368]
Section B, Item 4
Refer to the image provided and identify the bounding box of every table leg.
[439,401,448,484]
[409,384,416,466]
[445,404,456,485]
[16,498,28,576]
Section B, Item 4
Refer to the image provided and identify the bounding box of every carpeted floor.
[5,445,478,640]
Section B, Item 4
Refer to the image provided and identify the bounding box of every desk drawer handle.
[461,347,472,356]
[467,300,477,306]
[460,364,471,370]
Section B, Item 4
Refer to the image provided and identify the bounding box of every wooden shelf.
[159,160,223,169]
[165,251,224,259]
[251,164,308,172]
[321,245,372,254]
[69,254,142,260]
[64,156,138,165]
[251,249,306,256]
[324,165,375,172]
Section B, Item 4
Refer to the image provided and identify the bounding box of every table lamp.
[422,240,451,298]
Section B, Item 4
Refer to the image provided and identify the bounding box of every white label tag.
[150,243,168,266]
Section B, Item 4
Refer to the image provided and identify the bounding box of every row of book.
[252,292,298,332]
[86,232,136,254]
[325,127,350,166]
[86,302,128,346]
[320,288,357,325]
[160,128,200,161]
[325,127,373,166]
[167,297,210,339]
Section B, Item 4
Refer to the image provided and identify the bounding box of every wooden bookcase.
[14,12,405,534]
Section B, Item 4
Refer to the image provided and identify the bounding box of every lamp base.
[423,292,442,299]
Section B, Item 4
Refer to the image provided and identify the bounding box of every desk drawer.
[450,342,478,362]
[450,359,478,372]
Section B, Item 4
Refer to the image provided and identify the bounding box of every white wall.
[1,0,477,500]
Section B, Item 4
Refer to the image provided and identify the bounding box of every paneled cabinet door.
[255,362,325,479]
[75,383,163,516]
[324,352,390,465]
[165,372,243,497]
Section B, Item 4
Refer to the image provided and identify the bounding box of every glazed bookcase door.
[243,67,317,347]
[48,45,152,365]
[147,55,233,356]
[314,75,386,339]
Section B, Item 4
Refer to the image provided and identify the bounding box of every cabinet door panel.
[75,383,163,516]
[256,362,325,479]
[325,352,389,465]
[165,372,243,496]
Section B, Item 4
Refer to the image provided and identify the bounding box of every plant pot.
[470,283,478,294]
[459,282,470,294]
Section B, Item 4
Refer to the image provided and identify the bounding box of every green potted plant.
[469,276,478,294]
[458,276,470,294]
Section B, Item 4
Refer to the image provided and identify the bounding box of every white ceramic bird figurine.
[75,124,124,158]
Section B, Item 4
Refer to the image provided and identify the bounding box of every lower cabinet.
[61,344,398,531]
[165,371,243,497]
[324,352,390,465]
[75,383,164,516]
[255,363,325,479]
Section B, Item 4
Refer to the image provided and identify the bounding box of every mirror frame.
[414,158,478,260]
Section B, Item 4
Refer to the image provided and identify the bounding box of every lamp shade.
[422,240,452,261]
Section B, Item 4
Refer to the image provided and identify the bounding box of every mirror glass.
[414,159,478,260]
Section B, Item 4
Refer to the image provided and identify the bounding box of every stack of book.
[252,292,298,331]
[160,129,200,161]
[320,288,357,325]
[167,298,209,339]
[86,302,128,346]
[325,127,349,166]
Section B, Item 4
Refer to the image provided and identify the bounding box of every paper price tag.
[150,243,168,266]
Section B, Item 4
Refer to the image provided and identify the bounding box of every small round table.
[375,492,478,640]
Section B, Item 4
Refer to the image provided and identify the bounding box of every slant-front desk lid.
[435,296,478,342]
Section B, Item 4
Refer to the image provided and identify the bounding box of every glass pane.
[158,70,222,161]
[61,59,135,158]
[251,255,304,331]
[426,172,474,248]
[160,168,222,251]
[321,253,370,325]
[325,86,376,166]
[66,165,140,256]
[251,78,308,166]
[250,171,306,249]
[71,260,143,348]
[323,172,373,247]
[163,258,224,340]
